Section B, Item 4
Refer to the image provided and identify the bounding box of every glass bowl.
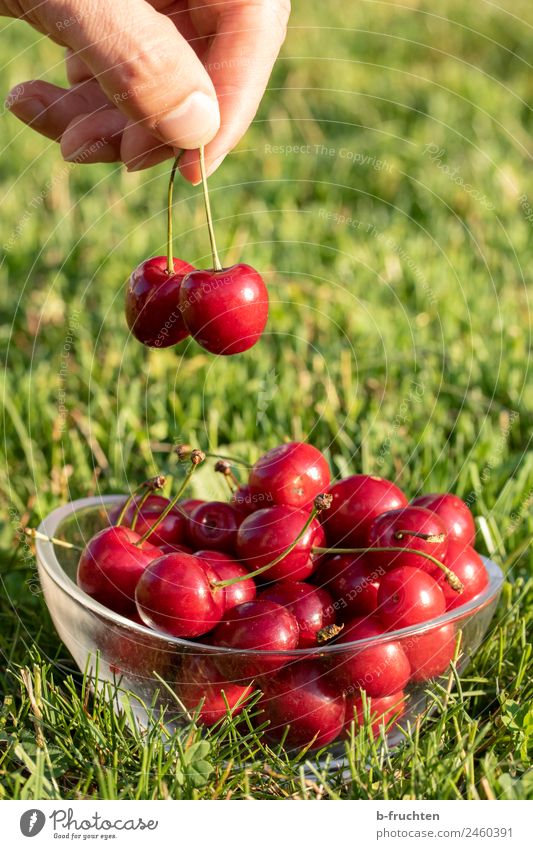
[36,496,504,756]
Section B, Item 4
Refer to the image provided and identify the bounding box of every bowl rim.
[36,495,505,656]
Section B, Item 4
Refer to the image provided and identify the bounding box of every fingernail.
[156,92,220,150]
[206,153,227,177]
[8,97,46,128]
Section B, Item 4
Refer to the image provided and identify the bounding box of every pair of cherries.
[125,151,268,355]
[74,440,489,749]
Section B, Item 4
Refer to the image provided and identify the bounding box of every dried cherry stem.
[199,145,222,271]
[166,151,185,273]
[312,545,463,593]
[136,450,205,545]
[175,444,251,469]
[317,623,344,644]
[214,493,333,588]
[393,529,446,544]
[131,475,167,532]
[215,459,239,494]
[24,528,82,552]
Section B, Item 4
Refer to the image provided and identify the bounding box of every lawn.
[0,0,532,800]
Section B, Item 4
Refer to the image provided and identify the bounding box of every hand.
[3,0,290,182]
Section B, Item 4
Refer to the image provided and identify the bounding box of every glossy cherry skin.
[187,501,241,553]
[367,506,448,575]
[236,505,326,582]
[402,623,456,682]
[177,654,253,726]
[125,256,194,347]
[110,494,187,547]
[179,264,269,355]
[440,542,488,610]
[259,581,335,648]
[377,566,446,631]
[261,661,345,750]
[195,550,256,611]
[209,600,299,678]
[322,474,408,547]
[249,442,331,509]
[77,526,162,617]
[312,553,382,618]
[135,553,224,638]
[411,493,475,547]
[344,691,405,738]
[328,617,411,698]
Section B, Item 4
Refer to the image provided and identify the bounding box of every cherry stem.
[394,529,446,544]
[214,507,320,588]
[24,528,82,552]
[166,152,183,274]
[131,475,167,532]
[215,459,239,494]
[199,145,222,271]
[115,480,152,527]
[175,444,251,469]
[136,451,205,545]
[312,545,464,593]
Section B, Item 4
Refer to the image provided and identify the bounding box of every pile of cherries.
[125,151,268,356]
[74,441,489,750]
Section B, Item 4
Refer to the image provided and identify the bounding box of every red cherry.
[177,654,253,726]
[135,552,224,638]
[106,627,174,680]
[249,442,331,509]
[125,256,194,347]
[231,483,264,515]
[378,566,446,630]
[195,550,256,611]
[367,506,448,574]
[178,264,269,355]
[440,542,488,609]
[322,475,408,547]
[312,553,381,617]
[261,661,345,750]
[187,501,241,553]
[209,600,299,677]
[402,623,456,682]
[77,526,161,617]
[236,505,325,582]
[344,691,405,738]
[259,581,335,648]
[411,492,475,547]
[110,494,187,547]
[328,617,410,698]
[177,498,205,518]
[158,542,193,555]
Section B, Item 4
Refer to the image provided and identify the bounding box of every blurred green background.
[0,1,531,799]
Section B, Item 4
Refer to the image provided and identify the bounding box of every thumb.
[55,0,220,149]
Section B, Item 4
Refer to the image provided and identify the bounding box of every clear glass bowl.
[36,496,504,756]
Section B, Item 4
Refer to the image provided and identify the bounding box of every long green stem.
[214,507,320,588]
[115,481,150,527]
[136,451,205,545]
[131,476,166,532]
[166,153,183,273]
[199,145,222,271]
[312,545,463,592]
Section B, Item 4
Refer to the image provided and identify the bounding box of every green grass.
[0,0,532,799]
